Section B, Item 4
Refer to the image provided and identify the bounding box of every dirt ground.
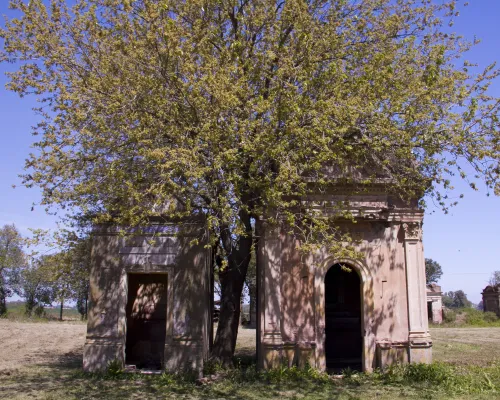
[0,321,500,399]
[0,320,86,372]
[1,320,500,372]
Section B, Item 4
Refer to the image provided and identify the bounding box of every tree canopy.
[0,224,25,315]
[488,271,500,286]
[2,0,499,235]
[2,0,500,362]
[443,290,472,309]
[425,258,443,284]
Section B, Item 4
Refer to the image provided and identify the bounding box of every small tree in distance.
[0,224,25,316]
[11,257,54,317]
[443,290,472,309]
[488,271,500,286]
[425,258,443,284]
[25,230,92,321]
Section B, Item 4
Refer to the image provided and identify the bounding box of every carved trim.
[402,222,422,241]
[314,257,373,372]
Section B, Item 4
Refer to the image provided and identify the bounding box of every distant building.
[426,284,443,324]
[482,284,500,317]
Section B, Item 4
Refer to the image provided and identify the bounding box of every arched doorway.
[324,263,362,372]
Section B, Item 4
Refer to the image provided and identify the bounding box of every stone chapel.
[255,189,431,372]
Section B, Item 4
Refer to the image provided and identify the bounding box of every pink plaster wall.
[278,222,411,369]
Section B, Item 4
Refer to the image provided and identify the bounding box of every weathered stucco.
[482,284,500,317]
[257,192,432,372]
[83,222,212,373]
[84,191,432,374]
[426,284,443,324]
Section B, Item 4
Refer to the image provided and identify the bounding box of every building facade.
[83,221,212,373]
[257,192,432,372]
[426,284,443,324]
[83,193,432,374]
[482,284,500,317]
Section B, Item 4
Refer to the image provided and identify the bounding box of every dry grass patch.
[432,327,500,366]
[1,321,500,399]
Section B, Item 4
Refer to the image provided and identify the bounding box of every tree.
[488,271,500,286]
[44,251,74,321]
[443,290,472,309]
[0,224,25,315]
[32,233,92,321]
[2,0,500,363]
[12,257,54,317]
[425,258,443,284]
[69,237,92,320]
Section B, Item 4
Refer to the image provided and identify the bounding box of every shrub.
[403,363,453,385]
[443,309,456,323]
[158,372,176,386]
[464,308,485,325]
[106,359,124,377]
[483,312,498,323]
[262,364,329,384]
[203,359,224,376]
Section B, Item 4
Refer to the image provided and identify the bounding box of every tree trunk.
[59,298,64,321]
[211,212,252,366]
[0,293,6,316]
[0,275,7,316]
[248,282,256,329]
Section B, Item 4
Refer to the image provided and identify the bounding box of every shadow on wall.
[83,223,211,373]
[275,219,406,371]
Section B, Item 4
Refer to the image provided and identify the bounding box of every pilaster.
[257,220,284,368]
[402,222,432,363]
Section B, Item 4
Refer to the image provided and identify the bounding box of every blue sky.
[0,1,499,304]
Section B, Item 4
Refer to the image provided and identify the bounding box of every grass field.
[1,320,500,399]
[4,301,82,321]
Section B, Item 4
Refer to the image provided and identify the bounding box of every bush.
[443,309,456,323]
[403,363,453,385]
[483,312,498,323]
[203,359,224,376]
[106,359,124,377]
[262,364,329,384]
[464,308,485,325]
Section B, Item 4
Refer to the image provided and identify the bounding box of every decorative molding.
[92,223,205,237]
[402,222,422,240]
[314,257,373,372]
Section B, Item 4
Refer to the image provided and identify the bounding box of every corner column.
[257,220,284,369]
[83,232,125,372]
[402,222,432,363]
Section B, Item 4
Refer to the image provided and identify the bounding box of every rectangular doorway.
[125,273,168,369]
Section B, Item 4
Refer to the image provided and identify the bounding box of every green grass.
[3,301,82,321]
[433,308,500,328]
[2,360,499,400]
[2,322,500,399]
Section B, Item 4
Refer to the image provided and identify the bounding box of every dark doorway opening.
[125,273,168,370]
[427,301,433,322]
[325,263,362,372]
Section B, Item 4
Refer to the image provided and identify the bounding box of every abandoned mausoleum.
[482,284,500,317]
[83,185,432,373]
[83,221,213,372]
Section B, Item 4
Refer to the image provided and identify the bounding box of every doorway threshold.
[125,365,163,375]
